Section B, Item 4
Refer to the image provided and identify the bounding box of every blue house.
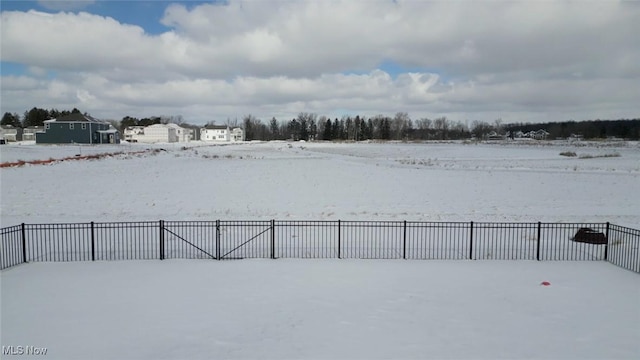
[36,113,120,144]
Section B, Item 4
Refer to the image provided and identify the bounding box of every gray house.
[36,114,120,144]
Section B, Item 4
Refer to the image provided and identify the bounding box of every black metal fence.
[1,220,638,273]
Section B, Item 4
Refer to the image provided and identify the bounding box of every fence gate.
[162,221,217,260]
[161,221,273,260]
[218,221,273,260]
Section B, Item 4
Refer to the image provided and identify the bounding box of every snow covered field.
[1,141,639,359]
[2,260,639,359]
[1,140,639,227]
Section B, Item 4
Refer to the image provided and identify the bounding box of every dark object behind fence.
[572,227,607,245]
[1,220,638,273]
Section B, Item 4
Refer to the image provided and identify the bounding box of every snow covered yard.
[1,260,639,359]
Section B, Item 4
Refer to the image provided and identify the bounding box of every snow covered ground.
[1,140,639,359]
[2,260,639,359]
[1,140,639,227]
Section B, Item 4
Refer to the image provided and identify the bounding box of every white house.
[125,124,194,143]
[231,127,245,141]
[143,124,178,143]
[201,125,245,142]
[0,125,21,142]
[201,125,230,141]
[167,123,192,142]
[123,126,146,142]
[529,129,550,140]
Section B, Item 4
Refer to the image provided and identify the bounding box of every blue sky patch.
[1,61,27,77]
[0,1,212,35]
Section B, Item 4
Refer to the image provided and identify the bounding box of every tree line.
[3,107,639,141]
[241,112,472,141]
[242,113,640,141]
[503,119,640,140]
[1,107,86,128]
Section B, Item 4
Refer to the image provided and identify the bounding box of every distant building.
[0,125,22,142]
[201,125,244,142]
[22,126,43,141]
[486,131,504,141]
[201,125,230,141]
[124,123,192,143]
[231,127,245,141]
[123,126,146,142]
[529,129,549,140]
[36,113,120,144]
[142,124,178,143]
[167,123,192,142]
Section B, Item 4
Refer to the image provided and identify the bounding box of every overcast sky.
[1,0,638,125]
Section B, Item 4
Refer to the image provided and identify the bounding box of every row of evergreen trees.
[1,107,85,128]
[243,113,640,141]
[242,113,469,141]
[3,107,639,141]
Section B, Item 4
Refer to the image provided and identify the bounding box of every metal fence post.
[604,222,610,261]
[536,222,542,261]
[403,220,407,259]
[469,221,474,260]
[270,220,276,259]
[91,221,95,261]
[338,220,341,259]
[216,220,221,260]
[21,223,27,264]
[159,220,165,260]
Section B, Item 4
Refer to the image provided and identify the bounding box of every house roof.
[203,125,229,130]
[53,113,104,123]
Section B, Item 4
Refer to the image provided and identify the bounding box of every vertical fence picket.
[216,220,221,260]
[604,222,610,261]
[403,221,407,260]
[536,222,541,261]
[159,220,165,260]
[21,223,27,264]
[338,220,341,259]
[469,221,474,260]
[91,222,95,261]
[270,220,276,259]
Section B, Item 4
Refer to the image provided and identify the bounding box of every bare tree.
[416,118,432,130]
[433,117,450,140]
[493,118,503,134]
[226,117,239,128]
[471,120,493,139]
[171,115,184,125]
[392,112,411,140]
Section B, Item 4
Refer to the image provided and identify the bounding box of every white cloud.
[1,0,639,124]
